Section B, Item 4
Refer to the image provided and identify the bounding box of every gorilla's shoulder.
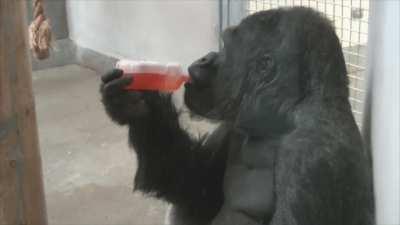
[281,126,363,160]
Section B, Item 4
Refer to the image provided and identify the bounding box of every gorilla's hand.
[100,69,150,125]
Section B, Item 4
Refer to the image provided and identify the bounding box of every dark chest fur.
[222,131,278,221]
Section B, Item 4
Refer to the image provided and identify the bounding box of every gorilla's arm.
[211,207,264,225]
[129,93,228,212]
[101,70,228,215]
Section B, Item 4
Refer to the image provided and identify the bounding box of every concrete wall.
[364,1,400,224]
[66,0,220,70]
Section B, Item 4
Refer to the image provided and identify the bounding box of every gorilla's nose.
[188,52,218,87]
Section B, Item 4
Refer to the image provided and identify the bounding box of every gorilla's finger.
[101,69,124,83]
[127,99,150,116]
[103,77,132,94]
[126,92,144,102]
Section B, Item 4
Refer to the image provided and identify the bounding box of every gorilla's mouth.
[184,81,241,121]
[184,81,215,117]
[186,71,212,91]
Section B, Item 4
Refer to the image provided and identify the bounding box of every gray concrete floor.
[33,65,167,225]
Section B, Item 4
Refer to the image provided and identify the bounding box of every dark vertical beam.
[0,0,48,224]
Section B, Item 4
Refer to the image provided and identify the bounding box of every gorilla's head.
[184,7,349,135]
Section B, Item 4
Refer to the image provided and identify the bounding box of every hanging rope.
[29,0,52,60]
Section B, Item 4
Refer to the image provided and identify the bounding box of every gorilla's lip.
[184,82,207,95]
[184,77,209,90]
[187,68,215,90]
[184,82,192,89]
[184,82,214,112]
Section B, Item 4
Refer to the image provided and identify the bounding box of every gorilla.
[100,7,375,225]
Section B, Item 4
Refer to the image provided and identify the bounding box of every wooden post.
[0,1,48,225]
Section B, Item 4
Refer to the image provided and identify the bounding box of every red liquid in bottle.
[124,73,190,92]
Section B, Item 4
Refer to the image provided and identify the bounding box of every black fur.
[100,7,375,225]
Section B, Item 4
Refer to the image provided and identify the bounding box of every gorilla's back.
[269,107,375,225]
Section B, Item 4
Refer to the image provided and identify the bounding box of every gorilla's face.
[185,8,348,134]
[185,10,289,125]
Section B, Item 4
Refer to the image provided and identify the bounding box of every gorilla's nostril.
[198,57,212,65]
[197,52,218,65]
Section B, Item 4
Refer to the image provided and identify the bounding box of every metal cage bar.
[240,0,370,128]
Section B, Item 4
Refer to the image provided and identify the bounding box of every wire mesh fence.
[246,0,369,128]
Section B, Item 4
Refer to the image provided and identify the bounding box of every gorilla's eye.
[249,53,276,85]
[259,54,273,69]
[256,54,274,74]
[259,54,276,84]
[231,27,239,35]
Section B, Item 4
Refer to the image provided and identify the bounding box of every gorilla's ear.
[302,20,349,98]
[234,53,281,135]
